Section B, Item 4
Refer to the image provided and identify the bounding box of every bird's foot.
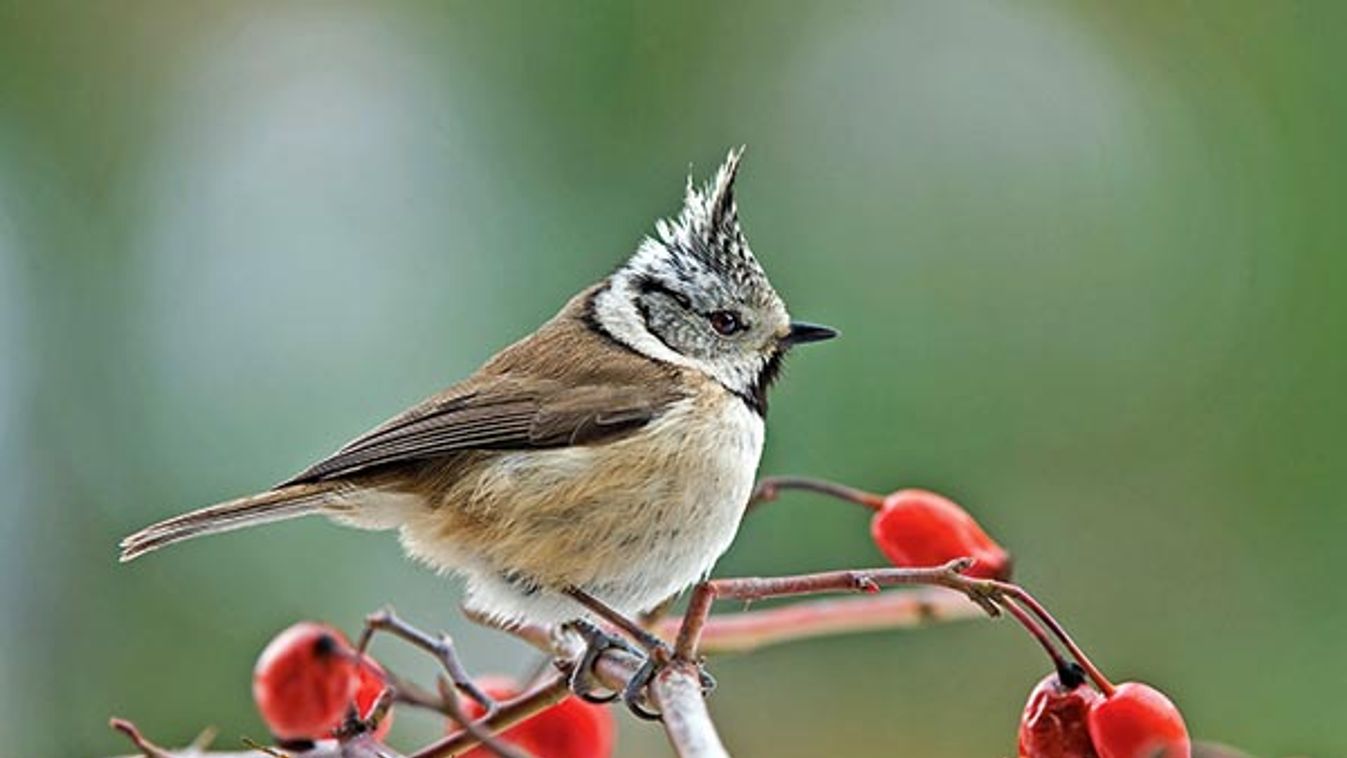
[618,647,716,721]
[560,586,715,720]
[562,619,641,704]
[619,653,665,721]
[560,621,716,721]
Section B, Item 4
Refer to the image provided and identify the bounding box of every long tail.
[119,483,335,562]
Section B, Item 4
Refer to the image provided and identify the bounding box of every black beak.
[781,321,839,348]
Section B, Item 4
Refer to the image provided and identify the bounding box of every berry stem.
[998,597,1074,678]
[989,582,1116,697]
[749,475,887,511]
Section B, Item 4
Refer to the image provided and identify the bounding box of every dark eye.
[708,310,744,336]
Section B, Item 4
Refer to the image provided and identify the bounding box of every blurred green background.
[2,1,1344,755]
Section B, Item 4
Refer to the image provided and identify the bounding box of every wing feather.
[281,378,679,485]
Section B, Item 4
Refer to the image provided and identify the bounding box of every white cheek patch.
[592,272,701,372]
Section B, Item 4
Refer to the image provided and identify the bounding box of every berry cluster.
[251,621,615,756]
[1018,669,1190,758]
[853,485,1190,758]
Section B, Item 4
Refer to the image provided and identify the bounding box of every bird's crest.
[646,147,766,287]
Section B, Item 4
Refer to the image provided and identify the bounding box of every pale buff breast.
[395,388,765,625]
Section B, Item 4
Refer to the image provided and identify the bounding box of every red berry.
[1018,670,1102,758]
[458,676,615,758]
[253,622,358,741]
[869,489,1012,579]
[354,657,393,741]
[1087,682,1190,758]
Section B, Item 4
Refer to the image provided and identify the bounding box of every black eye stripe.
[634,276,749,336]
[636,276,692,309]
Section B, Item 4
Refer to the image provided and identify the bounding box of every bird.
[120,148,836,710]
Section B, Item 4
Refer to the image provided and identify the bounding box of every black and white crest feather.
[651,147,767,289]
[624,147,776,315]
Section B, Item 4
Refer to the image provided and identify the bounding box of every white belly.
[593,397,765,608]
[422,395,766,626]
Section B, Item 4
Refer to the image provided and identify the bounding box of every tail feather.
[119,484,333,562]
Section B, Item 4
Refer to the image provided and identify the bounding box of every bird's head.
[594,148,836,413]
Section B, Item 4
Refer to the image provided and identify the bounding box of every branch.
[407,675,572,758]
[656,588,982,654]
[374,569,994,758]
[674,558,996,661]
[109,719,179,758]
[422,631,724,758]
[462,565,997,758]
[355,607,524,758]
[414,628,642,757]
[650,661,729,758]
[109,718,407,758]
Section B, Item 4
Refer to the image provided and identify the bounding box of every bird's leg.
[563,587,710,721]
[357,606,499,720]
[563,587,671,655]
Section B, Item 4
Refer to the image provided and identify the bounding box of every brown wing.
[281,283,687,485]
[280,377,678,485]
